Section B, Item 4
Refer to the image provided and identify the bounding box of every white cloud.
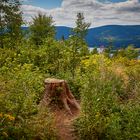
[22,0,140,27]
[22,5,48,15]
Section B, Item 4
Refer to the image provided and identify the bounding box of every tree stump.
[41,78,80,115]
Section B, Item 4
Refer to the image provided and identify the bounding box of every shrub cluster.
[74,55,140,140]
[0,47,57,140]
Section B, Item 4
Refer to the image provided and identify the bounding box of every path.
[51,104,80,140]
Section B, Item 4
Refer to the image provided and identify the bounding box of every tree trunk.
[41,78,80,115]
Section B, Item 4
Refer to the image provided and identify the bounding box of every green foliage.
[0,109,57,140]
[124,45,139,59]
[0,0,23,48]
[30,13,55,46]
[23,108,57,140]
[0,64,43,113]
[64,12,90,78]
[1,37,140,140]
[73,12,90,39]
[0,46,56,139]
[114,45,139,59]
[74,55,140,140]
[72,12,90,57]
[91,47,98,55]
[1,5,140,139]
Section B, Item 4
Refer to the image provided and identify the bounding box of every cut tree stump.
[41,78,80,115]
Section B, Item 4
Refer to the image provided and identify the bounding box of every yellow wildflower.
[9,116,15,121]
[4,114,15,121]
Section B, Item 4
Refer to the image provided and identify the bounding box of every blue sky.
[23,0,62,9]
[22,0,140,27]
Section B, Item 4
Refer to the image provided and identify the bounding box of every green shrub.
[23,108,57,140]
[0,58,56,139]
[74,56,140,140]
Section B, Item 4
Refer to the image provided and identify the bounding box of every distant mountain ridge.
[22,25,140,48]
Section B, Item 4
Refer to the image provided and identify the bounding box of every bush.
[74,55,140,140]
[0,52,56,139]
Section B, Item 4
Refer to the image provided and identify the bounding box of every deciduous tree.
[30,13,55,46]
[0,0,22,48]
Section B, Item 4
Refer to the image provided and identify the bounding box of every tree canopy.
[30,13,55,46]
[0,0,22,48]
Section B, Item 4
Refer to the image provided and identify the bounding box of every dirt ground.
[51,103,80,140]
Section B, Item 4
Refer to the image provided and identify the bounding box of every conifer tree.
[68,13,90,78]
[72,12,90,56]
[73,12,90,40]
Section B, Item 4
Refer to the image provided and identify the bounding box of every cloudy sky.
[22,0,140,27]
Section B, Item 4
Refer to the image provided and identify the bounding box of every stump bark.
[41,78,80,115]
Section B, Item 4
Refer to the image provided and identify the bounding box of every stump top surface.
[45,78,65,83]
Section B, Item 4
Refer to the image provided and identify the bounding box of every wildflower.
[4,114,15,121]
[9,116,15,121]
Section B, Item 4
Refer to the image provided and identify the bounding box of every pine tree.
[73,12,90,40]
[68,13,90,78]
[72,12,90,56]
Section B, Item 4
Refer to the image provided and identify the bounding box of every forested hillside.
[22,25,140,48]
